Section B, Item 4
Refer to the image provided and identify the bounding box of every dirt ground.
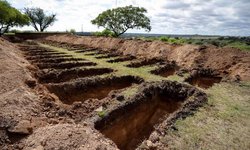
[0,35,249,150]
[0,37,117,150]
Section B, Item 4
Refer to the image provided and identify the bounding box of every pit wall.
[44,34,250,81]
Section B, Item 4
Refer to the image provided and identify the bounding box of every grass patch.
[120,85,139,99]
[97,110,106,118]
[139,36,250,51]
[163,82,250,149]
[166,73,189,82]
[227,41,250,51]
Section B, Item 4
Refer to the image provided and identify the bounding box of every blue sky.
[9,0,250,36]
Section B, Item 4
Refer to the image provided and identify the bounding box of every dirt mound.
[0,37,116,149]
[0,37,42,148]
[0,38,41,121]
[21,124,117,150]
[45,34,250,81]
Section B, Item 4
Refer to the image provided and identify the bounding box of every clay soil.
[0,34,249,150]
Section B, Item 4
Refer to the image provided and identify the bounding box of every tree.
[93,29,116,37]
[91,5,151,37]
[24,8,56,32]
[0,0,29,35]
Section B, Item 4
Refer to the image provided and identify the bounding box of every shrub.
[69,29,76,34]
[218,37,225,40]
[93,29,116,37]
[210,40,221,47]
[159,36,169,42]
[194,41,204,45]
[168,38,177,43]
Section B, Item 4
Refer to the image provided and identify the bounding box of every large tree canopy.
[24,8,56,32]
[0,0,29,35]
[91,5,151,37]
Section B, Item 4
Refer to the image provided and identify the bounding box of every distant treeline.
[76,32,231,38]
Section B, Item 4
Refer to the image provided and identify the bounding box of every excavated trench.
[36,61,97,69]
[107,56,136,63]
[24,49,55,54]
[99,97,181,150]
[37,68,114,83]
[95,53,119,59]
[6,131,28,144]
[26,52,66,56]
[151,63,179,78]
[25,54,73,60]
[19,46,48,51]
[31,57,85,64]
[41,42,87,51]
[187,76,222,89]
[95,81,207,150]
[84,52,100,56]
[185,68,222,89]
[127,58,164,68]
[54,43,84,50]
[46,76,143,105]
[74,48,99,53]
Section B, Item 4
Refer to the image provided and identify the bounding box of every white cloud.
[9,0,250,36]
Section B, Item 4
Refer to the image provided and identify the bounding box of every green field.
[139,36,250,51]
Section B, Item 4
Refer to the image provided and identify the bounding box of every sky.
[9,0,250,36]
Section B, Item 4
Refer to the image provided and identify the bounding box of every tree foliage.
[91,5,151,37]
[0,0,29,35]
[93,29,116,37]
[24,8,56,32]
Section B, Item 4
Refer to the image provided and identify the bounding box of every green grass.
[139,36,250,51]
[120,84,139,99]
[166,73,189,82]
[227,41,250,51]
[97,110,106,118]
[162,82,250,149]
